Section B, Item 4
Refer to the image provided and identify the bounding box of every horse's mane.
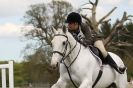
[56,28,75,40]
[56,28,85,47]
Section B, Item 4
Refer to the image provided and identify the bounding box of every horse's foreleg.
[51,78,67,88]
[79,78,92,88]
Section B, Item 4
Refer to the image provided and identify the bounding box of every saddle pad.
[89,46,108,65]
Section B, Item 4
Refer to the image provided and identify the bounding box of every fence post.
[2,68,6,88]
[9,61,14,88]
[0,61,14,88]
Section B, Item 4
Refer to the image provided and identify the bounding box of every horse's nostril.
[56,62,59,67]
[50,63,58,70]
[52,66,57,70]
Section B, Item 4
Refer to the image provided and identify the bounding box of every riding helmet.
[66,12,82,24]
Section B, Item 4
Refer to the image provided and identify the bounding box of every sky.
[0,0,133,62]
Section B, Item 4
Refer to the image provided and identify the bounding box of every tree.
[23,1,73,64]
[24,1,73,47]
[22,1,73,84]
[100,20,133,78]
[49,0,73,28]
[81,0,133,48]
[24,3,51,46]
[81,0,133,78]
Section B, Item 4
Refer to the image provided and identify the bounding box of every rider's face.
[68,22,79,31]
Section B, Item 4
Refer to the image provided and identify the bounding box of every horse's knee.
[51,83,63,88]
[51,78,67,88]
[79,79,92,88]
[51,84,58,88]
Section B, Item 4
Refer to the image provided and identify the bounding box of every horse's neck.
[66,32,97,65]
[67,33,83,61]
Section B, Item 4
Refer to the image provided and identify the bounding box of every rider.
[65,12,126,74]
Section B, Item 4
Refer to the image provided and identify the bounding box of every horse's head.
[51,26,69,68]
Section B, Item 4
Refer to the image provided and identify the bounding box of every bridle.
[52,34,81,67]
[52,34,81,88]
[52,34,69,59]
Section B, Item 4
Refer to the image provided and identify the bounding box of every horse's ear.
[51,26,57,34]
[63,25,67,33]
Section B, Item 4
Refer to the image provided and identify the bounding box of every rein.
[62,43,81,88]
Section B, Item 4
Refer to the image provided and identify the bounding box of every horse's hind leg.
[116,72,128,88]
[51,77,67,88]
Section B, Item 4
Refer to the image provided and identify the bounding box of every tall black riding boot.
[105,54,126,74]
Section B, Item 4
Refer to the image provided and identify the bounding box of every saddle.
[89,46,108,64]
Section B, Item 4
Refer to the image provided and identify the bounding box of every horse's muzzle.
[50,62,58,69]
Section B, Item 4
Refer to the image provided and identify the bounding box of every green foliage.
[22,48,59,84]
[100,22,112,38]
[125,22,133,43]
[14,62,26,86]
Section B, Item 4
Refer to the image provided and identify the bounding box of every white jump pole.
[0,61,14,88]
[2,68,6,88]
[9,61,14,88]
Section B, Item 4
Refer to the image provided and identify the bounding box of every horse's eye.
[62,41,66,45]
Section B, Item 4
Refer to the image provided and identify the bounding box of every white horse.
[50,27,127,88]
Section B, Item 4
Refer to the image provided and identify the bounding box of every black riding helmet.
[66,12,82,24]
